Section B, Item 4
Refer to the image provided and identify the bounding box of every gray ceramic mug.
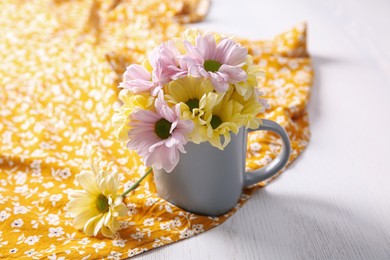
[153,119,291,216]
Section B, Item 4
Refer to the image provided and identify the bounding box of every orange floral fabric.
[0,0,312,259]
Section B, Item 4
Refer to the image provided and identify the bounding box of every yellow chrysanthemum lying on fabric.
[67,169,127,237]
[67,165,152,237]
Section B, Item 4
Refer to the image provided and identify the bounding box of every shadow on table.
[225,189,390,260]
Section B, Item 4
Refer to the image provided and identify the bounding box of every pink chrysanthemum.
[149,41,189,84]
[120,41,188,96]
[183,33,248,93]
[120,64,161,96]
[127,92,194,172]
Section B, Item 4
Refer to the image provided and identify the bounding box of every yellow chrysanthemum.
[203,88,245,149]
[233,55,264,101]
[166,76,214,118]
[112,89,154,141]
[67,169,127,238]
[165,76,224,144]
[164,37,187,55]
[183,28,201,45]
[142,58,153,72]
[231,90,264,129]
[183,28,231,45]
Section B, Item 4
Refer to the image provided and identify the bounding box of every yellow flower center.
[185,98,199,112]
[210,115,222,129]
[204,60,222,72]
[154,118,172,139]
[96,194,109,213]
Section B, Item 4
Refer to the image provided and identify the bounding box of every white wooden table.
[137,0,390,259]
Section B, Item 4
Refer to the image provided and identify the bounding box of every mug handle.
[243,119,291,187]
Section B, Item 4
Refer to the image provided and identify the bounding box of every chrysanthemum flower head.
[120,63,160,95]
[183,32,248,93]
[234,55,265,101]
[127,91,194,172]
[166,76,213,119]
[165,76,224,144]
[148,40,188,84]
[231,90,265,129]
[202,89,245,149]
[67,169,127,238]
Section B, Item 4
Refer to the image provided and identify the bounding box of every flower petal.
[121,80,155,94]
[102,174,118,196]
[101,225,114,238]
[76,171,100,196]
[110,218,120,232]
[197,33,216,60]
[73,209,99,230]
[115,203,128,217]
[93,215,105,236]
[124,64,151,81]
[219,65,247,83]
[67,196,95,214]
[83,215,102,236]
[223,44,247,66]
[68,190,89,199]
[104,209,112,226]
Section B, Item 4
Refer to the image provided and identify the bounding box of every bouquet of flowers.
[113,30,268,172]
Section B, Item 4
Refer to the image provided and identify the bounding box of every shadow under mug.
[153,119,291,216]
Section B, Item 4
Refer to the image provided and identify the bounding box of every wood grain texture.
[135,0,390,259]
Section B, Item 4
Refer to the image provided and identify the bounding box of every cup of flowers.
[67,30,290,237]
[110,29,292,217]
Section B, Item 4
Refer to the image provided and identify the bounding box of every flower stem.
[121,168,153,197]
